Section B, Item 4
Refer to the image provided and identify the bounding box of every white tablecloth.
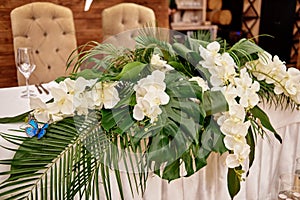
[0,84,299,200]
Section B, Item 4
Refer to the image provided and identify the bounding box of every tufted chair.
[10,2,78,86]
[102,3,156,48]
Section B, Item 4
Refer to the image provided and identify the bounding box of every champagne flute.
[16,47,36,98]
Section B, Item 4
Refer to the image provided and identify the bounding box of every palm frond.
[135,26,175,60]
[67,41,135,74]
[0,118,77,199]
[228,38,263,67]
[0,114,109,200]
[190,30,214,42]
[257,80,299,110]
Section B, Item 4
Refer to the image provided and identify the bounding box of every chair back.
[11,2,77,85]
[102,3,156,48]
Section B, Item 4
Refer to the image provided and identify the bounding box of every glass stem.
[26,78,29,98]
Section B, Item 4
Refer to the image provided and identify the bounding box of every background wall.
[0,0,169,88]
[259,0,297,64]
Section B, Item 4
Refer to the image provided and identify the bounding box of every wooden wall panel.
[0,0,169,88]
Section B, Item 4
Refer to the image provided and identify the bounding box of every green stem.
[250,69,290,97]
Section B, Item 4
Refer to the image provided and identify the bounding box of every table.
[0,84,300,200]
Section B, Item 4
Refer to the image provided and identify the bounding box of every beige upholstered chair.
[102,3,156,48]
[11,2,77,86]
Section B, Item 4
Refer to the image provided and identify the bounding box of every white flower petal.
[34,112,50,123]
[133,105,144,121]
[29,97,47,110]
[226,154,240,168]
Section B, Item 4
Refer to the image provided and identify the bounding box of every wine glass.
[16,47,36,98]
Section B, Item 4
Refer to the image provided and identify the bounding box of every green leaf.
[181,150,195,177]
[187,37,209,52]
[201,119,227,153]
[161,159,180,182]
[193,147,210,171]
[0,111,30,123]
[227,168,241,199]
[74,68,104,80]
[172,43,201,66]
[116,61,147,81]
[101,110,117,131]
[246,128,255,175]
[195,64,211,82]
[168,61,191,76]
[250,106,282,143]
[0,114,119,200]
[230,38,264,56]
[172,43,194,59]
[203,90,228,116]
[148,134,174,163]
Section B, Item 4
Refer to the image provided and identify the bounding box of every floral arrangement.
[0,28,300,199]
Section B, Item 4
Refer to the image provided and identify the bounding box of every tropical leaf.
[135,25,175,57]
[250,106,282,143]
[67,41,134,73]
[115,62,147,81]
[0,111,29,124]
[227,168,241,199]
[246,128,256,176]
[203,90,228,116]
[0,114,100,200]
[0,117,79,199]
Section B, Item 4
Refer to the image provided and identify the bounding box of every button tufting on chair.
[102,3,156,49]
[11,2,78,86]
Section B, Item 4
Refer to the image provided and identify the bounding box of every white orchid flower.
[223,84,238,106]
[150,54,174,72]
[207,52,237,87]
[226,143,250,168]
[228,104,246,121]
[284,68,300,95]
[292,92,300,104]
[238,82,260,108]
[73,90,94,115]
[49,86,74,115]
[59,78,76,95]
[74,77,97,93]
[220,118,250,138]
[143,86,170,106]
[199,41,221,68]
[135,80,166,98]
[189,76,209,92]
[214,112,230,126]
[133,100,146,121]
[72,78,98,114]
[146,105,162,123]
[92,81,120,109]
[234,68,260,108]
[133,98,162,123]
[45,102,65,122]
[266,55,287,84]
[29,97,51,123]
[135,70,166,92]
[133,70,169,123]
[223,135,247,151]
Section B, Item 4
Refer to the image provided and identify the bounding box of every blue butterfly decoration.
[25,118,49,139]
